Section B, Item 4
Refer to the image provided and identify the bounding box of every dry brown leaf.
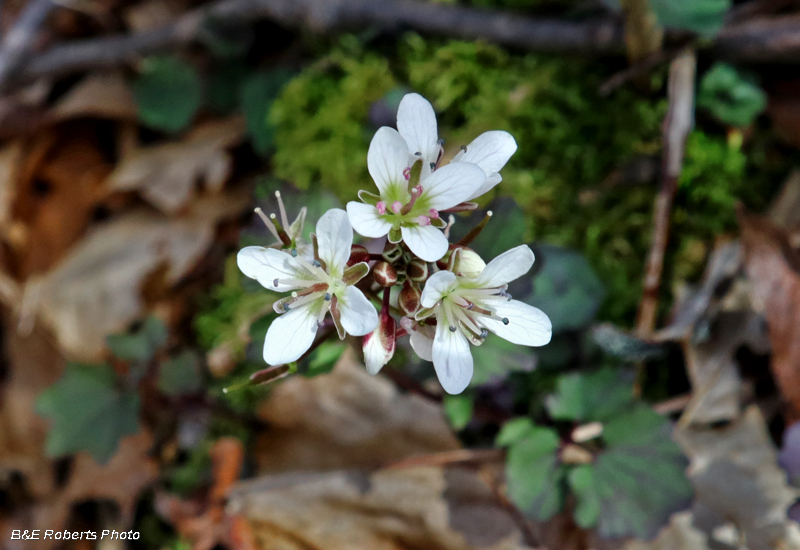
[34,190,249,360]
[675,406,800,550]
[228,466,533,550]
[255,348,461,473]
[51,73,137,122]
[739,209,800,418]
[107,117,245,213]
[622,513,710,550]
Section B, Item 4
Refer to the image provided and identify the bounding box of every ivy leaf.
[132,56,202,133]
[106,317,168,362]
[471,335,536,386]
[36,363,140,464]
[443,394,474,431]
[240,69,294,156]
[527,245,606,334]
[650,0,731,37]
[158,351,203,396]
[302,341,345,376]
[697,63,767,128]
[546,368,634,422]
[571,405,693,539]
[504,425,564,520]
[496,417,536,446]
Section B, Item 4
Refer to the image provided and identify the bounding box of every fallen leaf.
[255,348,461,473]
[51,73,137,122]
[35,190,249,361]
[227,466,533,550]
[675,406,799,550]
[107,116,245,213]
[739,210,800,418]
[622,512,710,550]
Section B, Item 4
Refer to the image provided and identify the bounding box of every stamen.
[272,277,315,289]
[317,299,331,325]
[254,208,281,242]
[391,201,402,214]
[460,145,468,153]
[293,254,329,279]
[429,162,436,171]
[269,213,292,246]
[403,167,411,181]
[286,290,327,311]
[324,293,331,301]
[443,215,456,239]
[502,318,510,325]
[449,326,457,332]
[416,215,431,226]
[291,249,298,257]
[377,201,387,215]
[275,191,290,231]
[450,303,483,335]
[480,329,488,338]
[450,294,471,308]
[429,209,439,219]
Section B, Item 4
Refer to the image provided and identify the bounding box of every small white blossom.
[415,245,552,394]
[347,126,485,262]
[397,93,518,200]
[238,209,378,365]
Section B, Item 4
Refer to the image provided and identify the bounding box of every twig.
[0,0,56,92]
[652,392,692,415]
[636,49,696,339]
[599,43,694,95]
[385,448,504,469]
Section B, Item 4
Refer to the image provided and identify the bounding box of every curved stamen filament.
[450,303,483,335]
[275,191,291,230]
[293,254,329,280]
[285,290,327,312]
[458,288,505,299]
[316,298,332,325]
[273,277,316,289]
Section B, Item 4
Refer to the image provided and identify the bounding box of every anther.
[502,318,509,325]
[273,278,279,287]
[480,329,488,338]
[403,167,411,180]
[283,303,291,311]
[414,151,422,156]
[460,145,467,152]
[437,138,445,146]
[467,303,474,310]
[391,201,402,214]
[377,201,387,215]
[429,162,436,170]
[313,259,321,267]
[416,215,431,226]
[291,249,298,257]
[449,325,457,332]
[429,209,439,219]
[317,320,325,327]
[324,293,331,301]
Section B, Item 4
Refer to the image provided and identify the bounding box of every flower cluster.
[238,93,552,394]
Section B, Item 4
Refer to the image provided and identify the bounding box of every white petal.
[474,245,534,288]
[459,131,517,175]
[420,270,458,308]
[368,127,410,198]
[401,224,449,262]
[468,172,502,201]
[316,208,352,278]
[481,300,552,346]
[263,305,319,365]
[432,319,474,394]
[347,202,393,238]
[237,246,312,292]
[363,314,396,375]
[410,328,434,361]
[397,93,439,164]
[421,162,485,211]
[337,286,379,336]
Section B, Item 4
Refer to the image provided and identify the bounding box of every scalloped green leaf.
[546,368,634,422]
[106,317,168,362]
[571,406,693,539]
[505,425,564,520]
[650,0,731,37]
[37,363,140,464]
[496,417,536,447]
[697,63,766,128]
[132,56,202,133]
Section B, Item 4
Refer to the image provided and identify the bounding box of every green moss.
[266,35,779,326]
[270,44,395,195]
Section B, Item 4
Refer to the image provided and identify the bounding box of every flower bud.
[373,261,397,287]
[382,242,403,263]
[347,244,370,267]
[458,248,486,278]
[363,312,396,375]
[398,280,421,316]
[407,259,428,282]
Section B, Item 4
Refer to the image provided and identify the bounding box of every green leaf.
[106,317,168,362]
[443,394,474,431]
[303,341,346,375]
[527,245,605,333]
[158,351,203,395]
[132,56,202,133]
[471,335,536,386]
[577,405,693,539]
[650,0,731,37]
[37,363,140,463]
[697,63,767,128]
[505,425,563,520]
[207,61,248,114]
[569,465,601,528]
[546,368,634,422]
[240,69,294,156]
[496,417,535,446]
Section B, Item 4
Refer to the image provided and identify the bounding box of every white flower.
[363,310,396,375]
[237,209,378,365]
[346,126,485,262]
[397,93,518,200]
[254,190,313,261]
[414,245,552,394]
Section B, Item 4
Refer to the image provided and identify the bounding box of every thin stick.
[0,0,56,92]
[385,448,504,469]
[636,49,696,339]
